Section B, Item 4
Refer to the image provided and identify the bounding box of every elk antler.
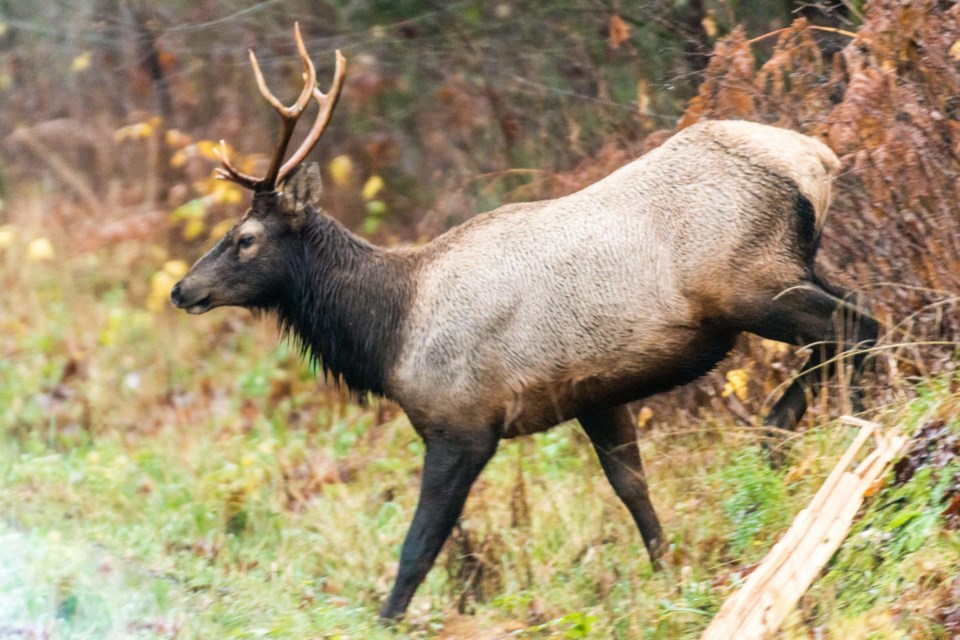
[215,23,347,193]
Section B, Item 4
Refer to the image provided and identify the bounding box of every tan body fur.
[391,121,840,437]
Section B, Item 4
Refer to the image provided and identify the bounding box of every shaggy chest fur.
[276,214,417,397]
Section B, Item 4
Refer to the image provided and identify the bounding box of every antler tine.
[213,141,260,190]
[276,50,347,187]
[248,22,316,118]
[246,22,318,191]
[215,24,345,193]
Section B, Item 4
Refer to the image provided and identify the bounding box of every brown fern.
[681,2,960,345]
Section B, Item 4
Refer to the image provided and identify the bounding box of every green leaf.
[170,198,206,222]
[886,510,920,530]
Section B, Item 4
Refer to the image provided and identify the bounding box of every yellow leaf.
[100,308,125,346]
[165,129,192,148]
[637,79,651,115]
[760,339,791,356]
[328,155,354,187]
[0,22,7,37]
[636,406,654,429]
[148,268,179,312]
[0,225,14,249]
[783,456,812,484]
[701,10,718,38]
[211,181,243,206]
[196,140,223,161]
[365,200,387,218]
[72,51,92,72]
[192,176,219,196]
[864,475,887,497]
[170,148,189,168]
[162,260,189,279]
[950,39,960,61]
[182,216,205,241]
[27,237,54,261]
[114,121,156,142]
[722,368,749,401]
[240,154,262,175]
[362,174,385,200]
[210,219,235,239]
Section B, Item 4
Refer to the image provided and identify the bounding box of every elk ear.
[279,163,323,226]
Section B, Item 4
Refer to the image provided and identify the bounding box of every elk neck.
[276,210,416,398]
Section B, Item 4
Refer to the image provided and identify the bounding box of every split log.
[701,417,906,640]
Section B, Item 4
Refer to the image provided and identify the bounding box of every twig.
[10,127,102,215]
[748,24,859,46]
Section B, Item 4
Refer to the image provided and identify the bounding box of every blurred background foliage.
[0,0,857,239]
[2,2,960,637]
[7,0,957,425]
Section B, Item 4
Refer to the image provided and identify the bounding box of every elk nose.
[170,282,183,307]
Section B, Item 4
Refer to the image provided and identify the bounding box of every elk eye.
[238,234,255,250]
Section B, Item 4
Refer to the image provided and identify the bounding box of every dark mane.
[275,210,416,397]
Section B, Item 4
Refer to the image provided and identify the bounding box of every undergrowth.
[719,448,789,558]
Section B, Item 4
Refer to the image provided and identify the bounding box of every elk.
[171,25,878,620]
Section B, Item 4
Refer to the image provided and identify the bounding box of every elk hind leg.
[578,404,665,565]
[744,275,878,434]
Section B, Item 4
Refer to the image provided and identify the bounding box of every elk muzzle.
[170,278,213,314]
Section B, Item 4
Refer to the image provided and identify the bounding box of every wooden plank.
[701,419,905,640]
[702,423,874,638]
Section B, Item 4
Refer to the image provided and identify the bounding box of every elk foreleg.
[379,430,498,621]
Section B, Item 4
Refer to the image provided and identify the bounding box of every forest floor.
[1,198,959,639]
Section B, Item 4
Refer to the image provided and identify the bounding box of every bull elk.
[171,25,878,620]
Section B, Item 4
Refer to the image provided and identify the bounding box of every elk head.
[170,24,345,314]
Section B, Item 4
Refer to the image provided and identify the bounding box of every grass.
[1,203,959,638]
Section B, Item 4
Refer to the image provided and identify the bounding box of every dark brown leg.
[379,430,498,621]
[578,404,665,565]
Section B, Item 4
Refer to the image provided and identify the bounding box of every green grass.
[1,214,959,638]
